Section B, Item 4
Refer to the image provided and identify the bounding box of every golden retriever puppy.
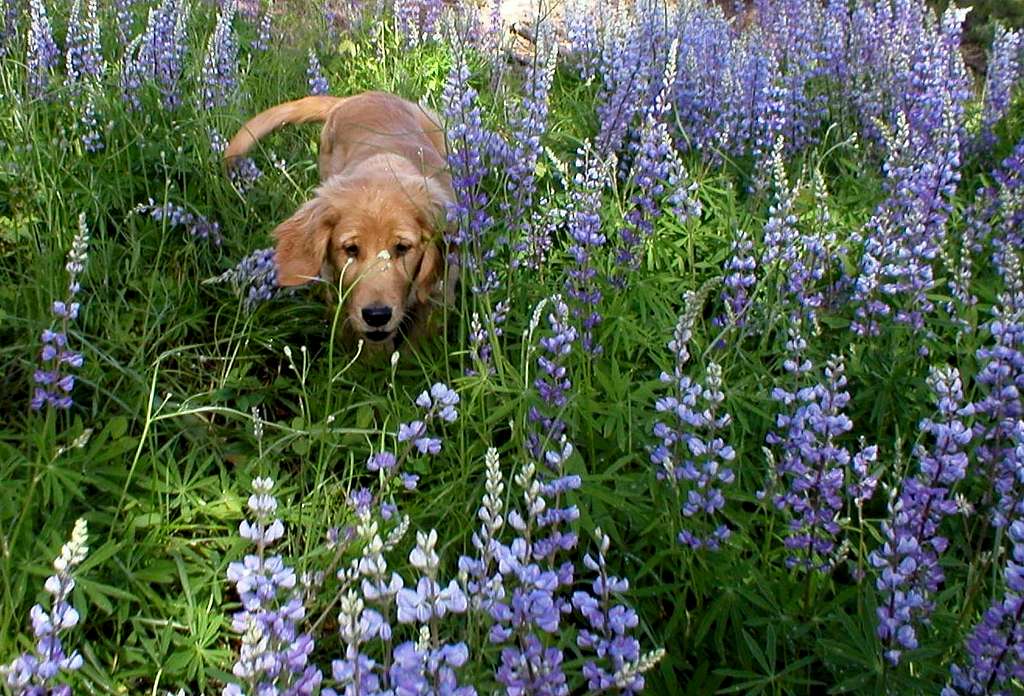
[225,91,454,346]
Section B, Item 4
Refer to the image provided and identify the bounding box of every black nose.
[361,305,393,328]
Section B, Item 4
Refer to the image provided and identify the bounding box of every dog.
[225,91,455,347]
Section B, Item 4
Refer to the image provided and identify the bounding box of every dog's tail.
[224,96,344,163]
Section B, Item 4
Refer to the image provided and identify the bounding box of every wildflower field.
[4,0,1024,693]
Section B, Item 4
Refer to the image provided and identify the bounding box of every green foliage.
[1,2,1022,695]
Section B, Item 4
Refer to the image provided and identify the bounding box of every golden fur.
[225,91,454,347]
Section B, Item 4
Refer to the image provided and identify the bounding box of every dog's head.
[272,167,452,343]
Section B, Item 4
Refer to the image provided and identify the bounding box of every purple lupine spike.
[871,366,972,665]
[26,0,59,99]
[944,514,1024,695]
[0,519,89,694]
[651,286,735,551]
[306,48,329,95]
[121,0,192,110]
[208,247,279,311]
[0,0,20,60]
[79,89,104,153]
[715,229,757,330]
[767,336,875,573]
[135,199,223,246]
[963,253,1024,528]
[573,529,664,693]
[200,0,239,109]
[32,214,89,411]
[979,25,1020,151]
[224,477,323,695]
[506,28,557,265]
[467,299,508,377]
[442,51,503,294]
[564,144,610,354]
[251,1,272,51]
[113,0,134,45]
[594,0,670,159]
[64,0,104,94]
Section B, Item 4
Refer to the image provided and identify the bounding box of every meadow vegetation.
[2,0,1024,693]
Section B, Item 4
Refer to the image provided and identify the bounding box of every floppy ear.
[273,198,335,286]
[413,243,442,305]
[415,177,454,236]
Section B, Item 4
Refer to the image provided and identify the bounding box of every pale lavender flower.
[442,52,501,294]
[224,477,322,695]
[651,287,735,551]
[200,0,240,109]
[944,518,1024,695]
[208,248,278,311]
[871,367,972,665]
[32,214,89,411]
[26,0,59,99]
[767,339,875,573]
[467,299,508,376]
[251,2,272,51]
[0,0,20,59]
[0,519,88,694]
[962,254,1024,528]
[228,157,263,194]
[564,144,610,354]
[572,529,662,693]
[307,48,328,95]
[135,199,223,246]
[79,89,104,153]
[121,0,192,110]
[979,25,1021,151]
[64,0,104,94]
[715,230,756,330]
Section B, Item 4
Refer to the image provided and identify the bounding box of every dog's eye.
[394,243,411,257]
[344,244,359,258]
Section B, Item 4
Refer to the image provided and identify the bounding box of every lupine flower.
[26,0,59,99]
[368,383,460,495]
[514,200,564,272]
[0,0,20,59]
[64,0,104,94]
[564,0,601,80]
[200,0,240,109]
[224,477,322,695]
[114,0,134,45]
[871,366,972,665]
[962,253,1024,528]
[618,39,681,271]
[306,48,329,95]
[651,285,735,551]
[32,214,89,411]
[467,299,507,377]
[121,0,192,110]
[252,1,272,52]
[442,51,502,294]
[564,144,611,354]
[944,517,1024,695]
[0,519,89,694]
[850,7,969,339]
[715,230,756,330]
[505,29,557,260]
[594,1,669,159]
[79,89,104,153]
[228,157,263,194]
[978,25,1021,151]
[393,0,444,47]
[573,528,663,693]
[207,248,278,311]
[325,508,473,695]
[135,199,223,246]
[766,331,876,572]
